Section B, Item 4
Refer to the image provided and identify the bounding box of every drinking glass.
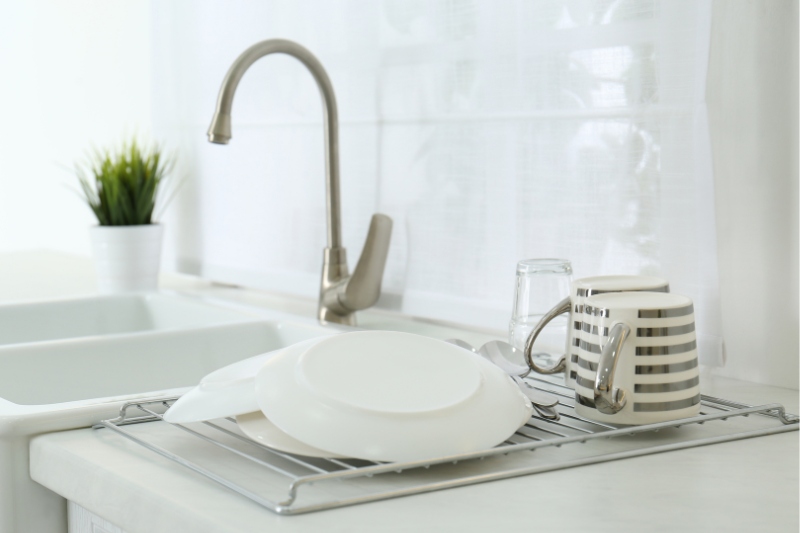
[508,259,573,363]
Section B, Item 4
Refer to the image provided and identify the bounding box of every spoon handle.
[532,403,561,420]
[511,376,560,408]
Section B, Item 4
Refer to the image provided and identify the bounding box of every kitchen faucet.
[207,39,392,326]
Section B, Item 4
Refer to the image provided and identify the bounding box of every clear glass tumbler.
[509,259,573,362]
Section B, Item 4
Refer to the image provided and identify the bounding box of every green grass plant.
[77,140,173,226]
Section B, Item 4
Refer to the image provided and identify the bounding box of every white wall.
[706,0,799,389]
[0,1,152,256]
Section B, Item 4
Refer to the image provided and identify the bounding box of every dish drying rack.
[94,374,798,515]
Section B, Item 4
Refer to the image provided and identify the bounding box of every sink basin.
[0,320,334,407]
[0,293,252,346]
[0,292,338,420]
[0,292,340,533]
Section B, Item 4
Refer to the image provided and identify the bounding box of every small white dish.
[255,331,533,463]
[163,338,322,424]
[235,411,346,458]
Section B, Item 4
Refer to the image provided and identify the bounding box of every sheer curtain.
[153,0,723,365]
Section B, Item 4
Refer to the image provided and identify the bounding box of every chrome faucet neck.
[208,39,342,249]
[208,39,392,326]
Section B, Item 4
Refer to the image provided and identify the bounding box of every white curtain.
[153,0,723,365]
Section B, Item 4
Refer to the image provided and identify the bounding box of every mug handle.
[524,296,571,374]
[593,322,632,414]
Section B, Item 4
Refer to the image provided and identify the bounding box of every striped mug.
[524,275,669,388]
[574,291,701,425]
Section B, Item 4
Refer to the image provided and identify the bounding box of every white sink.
[0,293,252,346]
[0,293,340,533]
[0,320,334,408]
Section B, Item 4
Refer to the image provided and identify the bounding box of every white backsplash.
[151,0,723,365]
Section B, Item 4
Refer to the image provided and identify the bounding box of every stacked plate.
[163,331,533,463]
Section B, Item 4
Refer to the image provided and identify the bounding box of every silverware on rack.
[445,338,561,416]
[477,340,531,377]
[511,375,560,420]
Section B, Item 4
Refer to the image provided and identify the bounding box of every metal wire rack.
[93,374,798,515]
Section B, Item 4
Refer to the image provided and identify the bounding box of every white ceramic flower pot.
[90,224,164,294]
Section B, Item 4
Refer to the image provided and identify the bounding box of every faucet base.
[318,247,356,326]
[319,307,357,326]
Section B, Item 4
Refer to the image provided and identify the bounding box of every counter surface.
[30,375,798,533]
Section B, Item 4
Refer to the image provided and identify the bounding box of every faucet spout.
[207,112,232,144]
[208,38,342,249]
[207,39,392,326]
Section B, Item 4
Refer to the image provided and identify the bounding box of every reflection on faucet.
[207,39,392,326]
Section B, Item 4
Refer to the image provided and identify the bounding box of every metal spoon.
[477,340,532,378]
[478,340,561,411]
[445,339,561,418]
[511,375,560,420]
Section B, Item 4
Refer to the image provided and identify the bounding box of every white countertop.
[29,375,799,533]
[5,252,799,533]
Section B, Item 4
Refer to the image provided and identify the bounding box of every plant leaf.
[73,139,174,226]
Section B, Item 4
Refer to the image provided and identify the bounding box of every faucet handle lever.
[340,214,393,311]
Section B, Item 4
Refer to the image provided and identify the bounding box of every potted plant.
[76,140,173,293]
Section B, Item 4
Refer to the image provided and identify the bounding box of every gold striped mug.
[574,291,700,425]
[524,275,669,388]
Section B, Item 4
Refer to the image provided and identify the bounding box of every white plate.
[163,338,323,424]
[236,412,346,458]
[255,331,533,463]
